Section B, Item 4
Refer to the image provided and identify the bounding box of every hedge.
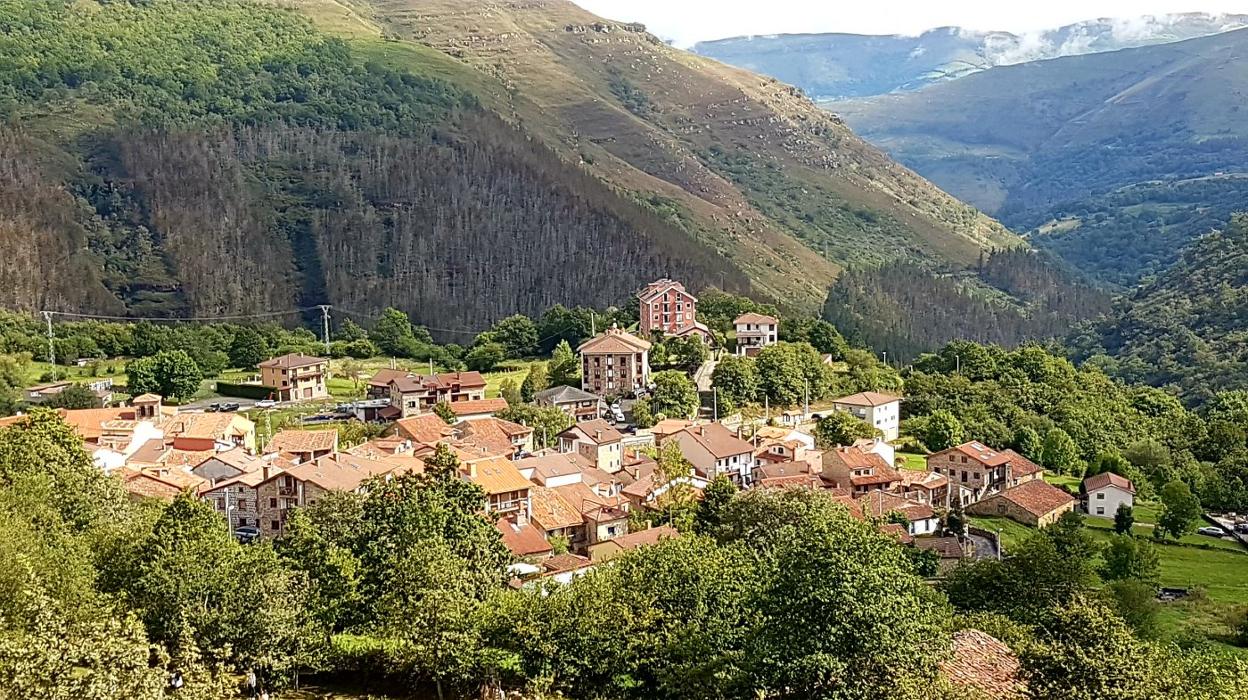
[214,382,275,400]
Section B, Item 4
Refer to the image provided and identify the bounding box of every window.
[1096,507,1105,515]
[269,498,277,508]
[1096,493,1105,500]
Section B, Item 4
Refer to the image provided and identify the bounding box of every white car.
[254,399,278,409]
[1197,526,1225,537]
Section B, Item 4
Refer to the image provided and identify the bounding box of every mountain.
[833,28,1248,286]
[1071,215,1248,404]
[0,0,1017,333]
[693,13,1248,100]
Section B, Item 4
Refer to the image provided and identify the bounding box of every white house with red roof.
[733,312,779,356]
[1082,472,1135,519]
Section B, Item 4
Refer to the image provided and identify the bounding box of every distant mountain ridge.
[833,28,1248,286]
[693,12,1248,99]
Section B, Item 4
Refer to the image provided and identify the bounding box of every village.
[9,278,1151,589]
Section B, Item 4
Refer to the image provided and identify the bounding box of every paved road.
[179,397,263,412]
[966,532,999,560]
[694,357,717,393]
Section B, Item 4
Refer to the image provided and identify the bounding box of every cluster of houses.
[10,278,1137,592]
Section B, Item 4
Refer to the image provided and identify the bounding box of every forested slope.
[0,0,1022,331]
[1071,215,1248,403]
[0,0,742,328]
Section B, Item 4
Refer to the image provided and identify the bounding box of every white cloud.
[575,1,1248,47]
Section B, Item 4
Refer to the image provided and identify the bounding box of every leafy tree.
[630,396,656,429]
[371,307,418,357]
[499,378,522,408]
[375,542,484,700]
[334,318,369,342]
[127,350,202,400]
[721,488,952,699]
[547,339,580,387]
[1100,535,1160,584]
[497,405,573,449]
[0,352,30,415]
[228,327,268,369]
[814,410,879,448]
[519,362,548,403]
[648,370,700,420]
[711,355,759,407]
[489,315,539,359]
[433,401,457,425]
[464,342,505,372]
[1113,503,1135,535]
[1020,595,1164,700]
[696,474,737,534]
[1013,425,1044,462]
[342,339,378,359]
[1041,428,1083,476]
[922,410,964,451]
[1103,579,1161,640]
[1156,480,1201,541]
[424,442,462,478]
[755,341,831,407]
[42,384,101,410]
[660,335,709,371]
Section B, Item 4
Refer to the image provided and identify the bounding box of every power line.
[42,307,321,322]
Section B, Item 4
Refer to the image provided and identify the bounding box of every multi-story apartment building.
[258,354,329,402]
[637,279,712,340]
[577,326,651,398]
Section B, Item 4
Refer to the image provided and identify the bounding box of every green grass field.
[897,452,928,471]
[972,503,1248,652]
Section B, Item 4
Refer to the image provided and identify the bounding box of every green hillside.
[0,0,1023,330]
[834,28,1248,286]
[1071,215,1248,403]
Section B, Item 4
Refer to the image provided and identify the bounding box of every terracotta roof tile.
[1082,472,1135,494]
[942,629,1025,699]
[998,479,1075,517]
[264,429,337,455]
[1002,449,1044,479]
[496,516,553,558]
[529,486,584,531]
[832,391,901,407]
[393,414,456,445]
[447,398,509,416]
[733,312,779,325]
[465,456,532,496]
[258,353,326,369]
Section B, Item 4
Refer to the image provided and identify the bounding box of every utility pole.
[42,311,55,366]
[590,312,596,337]
[803,377,810,418]
[318,305,331,355]
[713,387,718,422]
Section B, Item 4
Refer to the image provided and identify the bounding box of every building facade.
[258,354,329,402]
[830,392,902,442]
[637,279,699,337]
[733,313,779,356]
[577,326,651,398]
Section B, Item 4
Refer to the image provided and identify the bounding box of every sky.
[576,1,1248,47]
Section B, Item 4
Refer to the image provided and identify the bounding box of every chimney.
[467,460,478,478]
[595,430,602,441]
[699,426,706,437]
[262,465,274,481]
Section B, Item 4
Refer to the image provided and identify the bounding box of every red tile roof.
[733,312,778,325]
[998,479,1075,518]
[934,441,1011,468]
[258,353,326,369]
[832,391,900,407]
[577,326,651,354]
[1082,471,1135,494]
[264,429,337,455]
[942,629,1025,699]
[447,398,509,417]
[496,516,553,558]
[393,414,455,445]
[1002,449,1044,479]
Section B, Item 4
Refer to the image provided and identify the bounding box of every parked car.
[205,403,220,413]
[233,526,260,544]
[254,399,277,409]
[219,402,240,412]
[611,407,626,424]
[1234,522,1248,534]
[1197,526,1225,537]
